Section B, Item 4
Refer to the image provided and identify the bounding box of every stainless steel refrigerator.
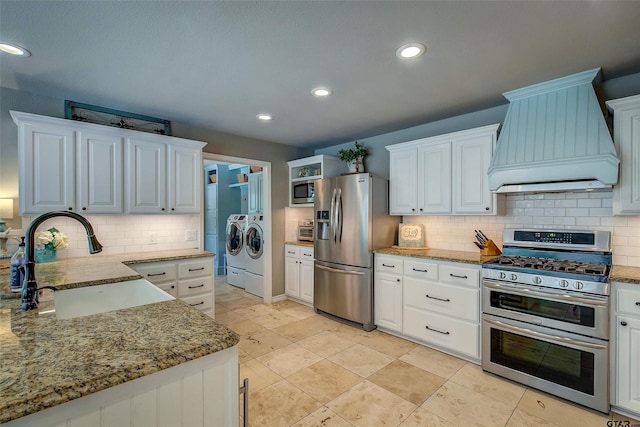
[314,173,399,331]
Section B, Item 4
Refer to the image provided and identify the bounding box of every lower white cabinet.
[612,281,640,417]
[285,244,314,305]
[374,254,481,362]
[130,256,215,317]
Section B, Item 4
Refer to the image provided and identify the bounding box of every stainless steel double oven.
[481,229,612,413]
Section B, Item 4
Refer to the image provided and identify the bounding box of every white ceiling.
[2,1,640,148]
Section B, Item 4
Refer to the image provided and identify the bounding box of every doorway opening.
[202,153,272,304]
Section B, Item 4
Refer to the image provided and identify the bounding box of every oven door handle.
[483,317,608,350]
[483,280,608,307]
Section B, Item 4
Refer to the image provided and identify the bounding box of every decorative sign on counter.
[395,223,428,249]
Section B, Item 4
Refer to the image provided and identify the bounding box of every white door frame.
[202,152,272,304]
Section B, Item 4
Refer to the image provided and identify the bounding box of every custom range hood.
[488,68,619,194]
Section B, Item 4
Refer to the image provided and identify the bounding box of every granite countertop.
[376,247,640,286]
[0,249,240,424]
[285,240,314,247]
[375,247,500,265]
[611,265,640,285]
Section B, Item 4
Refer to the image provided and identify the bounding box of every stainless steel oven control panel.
[482,268,609,296]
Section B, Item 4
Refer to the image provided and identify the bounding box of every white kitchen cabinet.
[13,111,124,215]
[374,255,404,333]
[12,110,205,216]
[612,281,640,417]
[130,256,215,317]
[284,244,314,305]
[248,172,263,214]
[287,155,345,207]
[452,132,494,214]
[607,94,640,215]
[374,253,481,363]
[127,139,204,214]
[387,124,499,215]
[78,130,124,214]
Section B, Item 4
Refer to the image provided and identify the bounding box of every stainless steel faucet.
[22,211,103,311]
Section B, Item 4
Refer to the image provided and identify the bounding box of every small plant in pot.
[338,141,369,173]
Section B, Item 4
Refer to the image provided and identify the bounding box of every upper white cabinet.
[126,137,204,214]
[14,111,124,215]
[248,172,263,214]
[287,154,345,207]
[607,94,640,215]
[12,111,205,215]
[387,124,499,215]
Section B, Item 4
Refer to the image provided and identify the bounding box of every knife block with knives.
[473,229,502,256]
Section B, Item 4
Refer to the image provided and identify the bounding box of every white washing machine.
[244,214,265,297]
[225,214,247,288]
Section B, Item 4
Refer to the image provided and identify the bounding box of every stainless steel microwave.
[292,180,315,204]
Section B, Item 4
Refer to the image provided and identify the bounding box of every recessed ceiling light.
[311,87,333,97]
[256,113,273,121]
[0,42,31,57]
[396,43,426,59]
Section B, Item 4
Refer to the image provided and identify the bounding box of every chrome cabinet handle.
[239,378,249,427]
[426,294,450,302]
[425,325,450,335]
[636,302,640,306]
[450,273,468,279]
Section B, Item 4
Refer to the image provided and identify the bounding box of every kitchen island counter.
[375,247,499,265]
[0,249,239,424]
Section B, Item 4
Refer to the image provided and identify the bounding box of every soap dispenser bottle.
[9,236,26,292]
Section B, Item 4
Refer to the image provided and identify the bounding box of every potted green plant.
[338,141,369,173]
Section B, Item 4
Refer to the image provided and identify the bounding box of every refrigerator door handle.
[330,187,337,247]
[316,264,365,276]
[336,187,343,247]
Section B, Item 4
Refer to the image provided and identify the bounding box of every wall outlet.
[185,230,197,241]
[148,232,157,245]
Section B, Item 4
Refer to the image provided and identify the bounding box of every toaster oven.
[298,221,314,241]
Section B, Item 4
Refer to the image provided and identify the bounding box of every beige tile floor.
[215,278,640,427]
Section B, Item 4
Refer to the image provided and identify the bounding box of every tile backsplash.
[402,191,640,267]
[285,207,314,242]
[18,214,202,259]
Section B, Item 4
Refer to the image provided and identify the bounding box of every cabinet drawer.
[133,262,178,284]
[403,306,479,359]
[301,247,314,259]
[439,264,479,288]
[156,282,178,298]
[285,245,301,258]
[617,288,640,316]
[404,259,438,281]
[182,293,214,312]
[375,255,403,274]
[178,258,214,279]
[178,276,214,297]
[404,277,479,322]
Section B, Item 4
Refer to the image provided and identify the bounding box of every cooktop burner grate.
[487,256,609,277]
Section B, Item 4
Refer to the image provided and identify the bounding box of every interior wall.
[314,72,640,180]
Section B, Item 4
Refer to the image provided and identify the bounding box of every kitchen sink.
[54,279,174,319]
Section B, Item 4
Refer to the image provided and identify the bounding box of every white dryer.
[244,214,265,297]
[225,214,247,288]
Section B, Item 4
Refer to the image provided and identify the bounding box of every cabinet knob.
[419,208,423,211]
[161,208,165,211]
[636,301,640,306]
[485,207,490,211]
[171,208,175,211]
[68,207,73,211]
[82,207,87,211]
[396,279,400,282]
[411,208,415,211]
[621,321,628,326]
